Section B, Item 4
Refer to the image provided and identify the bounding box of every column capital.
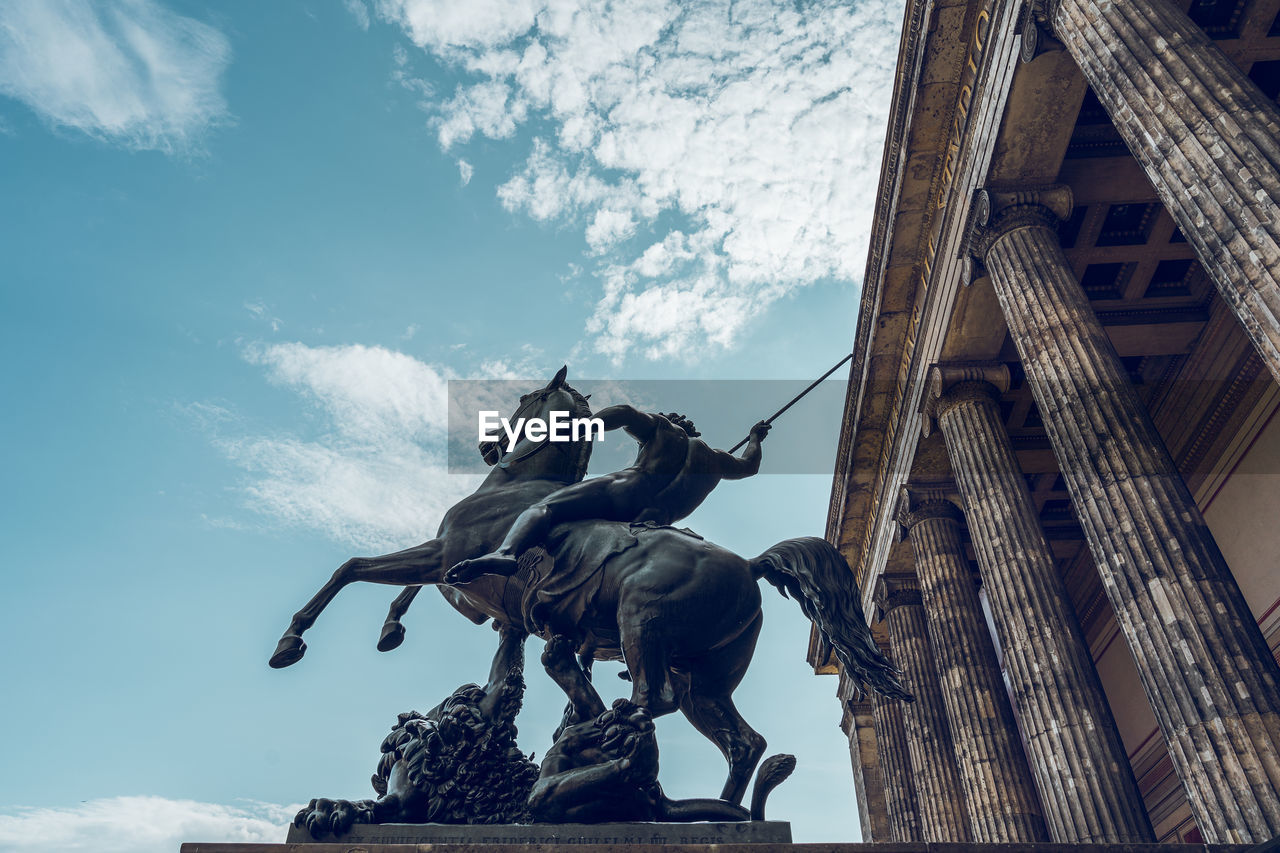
[1017,0,1063,62]
[1021,0,1056,23]
[964,185,1073,279]
[897,484,963,536]
[921,362,1011,437]
[875,574,923,617]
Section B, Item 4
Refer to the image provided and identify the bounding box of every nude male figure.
[445,406,770,583]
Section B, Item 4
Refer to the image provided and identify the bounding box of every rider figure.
[447,406,771,582]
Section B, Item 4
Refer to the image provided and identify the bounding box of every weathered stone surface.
[923,365,1155,845]
[877,577,971,843]
[969,185,1280,844]
[869,666,924,842]
[1041,0,1280,385]
[841,689,891,844]
[896,487,1048,844]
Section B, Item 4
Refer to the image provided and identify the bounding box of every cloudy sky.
[0,0,900,849]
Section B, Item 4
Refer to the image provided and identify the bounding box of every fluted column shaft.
[881,582,972,842]
[871,685,925,842]
[900,500,1048,842]
[928,375,1153,843]
[972,186,1280,843]
[843,689,891,843]
[1040,0,1280,384]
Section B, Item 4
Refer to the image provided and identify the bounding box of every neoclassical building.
[812,0,1280,844]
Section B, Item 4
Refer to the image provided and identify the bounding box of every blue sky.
[0,1,900,849]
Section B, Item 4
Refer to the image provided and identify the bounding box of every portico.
[819,0,1280,843]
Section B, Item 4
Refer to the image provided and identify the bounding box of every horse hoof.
[270,634,307,668]
[377,622,406,652]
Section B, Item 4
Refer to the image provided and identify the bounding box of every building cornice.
[815,0,1027,670]
[815,0,937,669]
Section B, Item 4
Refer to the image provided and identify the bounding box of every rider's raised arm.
[594,405,659,442]
[715,421,771,480]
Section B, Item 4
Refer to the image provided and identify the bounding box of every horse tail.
[750,537,912,702]
[749,753,796,821]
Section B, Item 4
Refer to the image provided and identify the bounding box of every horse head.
[478,365,594,485]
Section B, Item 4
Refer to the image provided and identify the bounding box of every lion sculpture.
[293,631,794,839]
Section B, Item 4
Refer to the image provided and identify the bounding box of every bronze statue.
[270,367,909,816]
[293,630,797,838]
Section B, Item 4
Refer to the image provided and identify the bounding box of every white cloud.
[175,400,238,430]
[0,0,232,153]
[244,301,283,332]
[375,0,900,361]
[584,208,635,253]
[195,342,577,549]
[342,0,371,30]
[391,42,433,100]
[457,158,473,185]
[376,0,542,53]
[214,342,479,551]
[437,79,525,148]
[0,796,296,853]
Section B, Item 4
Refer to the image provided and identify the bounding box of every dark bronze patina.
[271,367,909,833]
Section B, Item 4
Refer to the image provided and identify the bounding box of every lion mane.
[371,673,539,824]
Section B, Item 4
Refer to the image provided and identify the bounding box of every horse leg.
[486,623,528,689]
[477,623,529,722]
[270,538,444,669]
[619,617,680,717]
[377,585,421,652]
[682,691,766,806]
[679,612,767,805]
[544,636,606,738]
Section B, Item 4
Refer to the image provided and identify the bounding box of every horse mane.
[562,382,594,483]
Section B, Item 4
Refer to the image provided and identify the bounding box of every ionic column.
[897,488,1048,843]
[921,368,1154,843]
[1022,0,1280,384]
[876,576,972,842]
[968,184,1280,843]
[839,670,892,842]
[868,660,924,842]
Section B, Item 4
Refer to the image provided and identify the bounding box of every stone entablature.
[817,0,1029,630]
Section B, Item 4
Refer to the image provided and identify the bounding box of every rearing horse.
[269,367,909,805]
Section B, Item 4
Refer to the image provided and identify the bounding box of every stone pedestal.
[897,488,1047,843]
[282,821,792,845]
[968,184,1280,843]
[1033,0,1280,385]
[181,841,1255,853]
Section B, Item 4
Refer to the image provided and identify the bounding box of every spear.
[727,352,856,454]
